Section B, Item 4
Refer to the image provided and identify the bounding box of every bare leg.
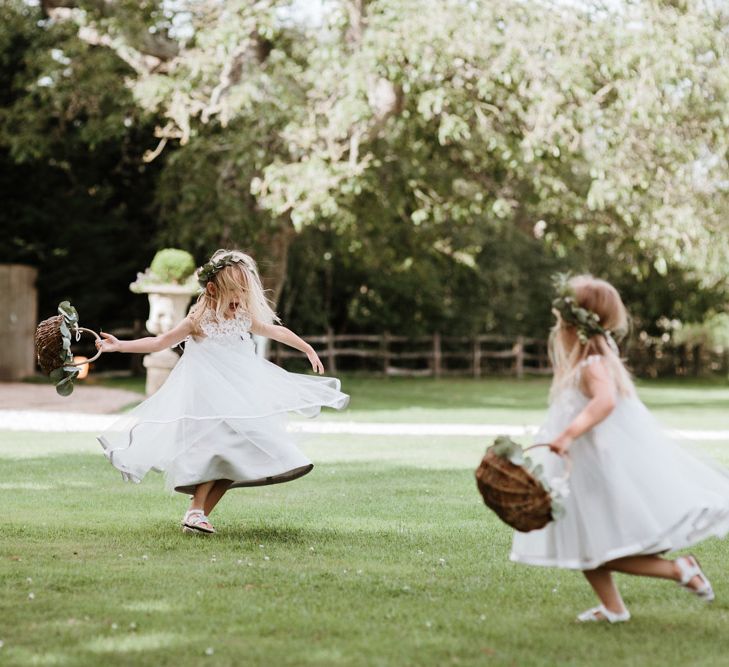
[188,480,215,512]
[604,555,702,590]
[204,480,233,516]
[583,567,627,614]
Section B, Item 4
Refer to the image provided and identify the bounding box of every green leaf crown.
[551,273,619,349]
[196,254,249,288]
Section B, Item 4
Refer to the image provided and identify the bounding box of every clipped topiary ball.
[149,248,196,284]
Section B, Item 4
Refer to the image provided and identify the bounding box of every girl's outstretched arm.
[96,317,195,355]
[549,358,617,455]
[250,319,325,374]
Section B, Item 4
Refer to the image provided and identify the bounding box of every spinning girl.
[511,274,729,623]
[97,249,349,535]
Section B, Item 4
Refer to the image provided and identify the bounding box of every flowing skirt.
[511,394,729,570]
[98,337,349,493]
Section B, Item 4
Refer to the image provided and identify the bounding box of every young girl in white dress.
[511,275,729,623]
[96,249,349,535]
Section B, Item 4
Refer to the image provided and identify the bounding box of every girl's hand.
[96,331,122,353]
[549,433,573,456]
[306,347,325,374]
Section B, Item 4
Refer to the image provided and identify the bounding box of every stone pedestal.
[143,348,181,395]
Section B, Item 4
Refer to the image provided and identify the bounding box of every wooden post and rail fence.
[72,327,728,380]
[268,331,729,378]
[269,331,550,378]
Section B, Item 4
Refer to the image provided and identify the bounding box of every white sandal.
[182,509,215,535]
[675,555,714,601]
[576,604,631,623]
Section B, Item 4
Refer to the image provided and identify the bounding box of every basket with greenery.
[34,301,102,396]
[475,436,570,532]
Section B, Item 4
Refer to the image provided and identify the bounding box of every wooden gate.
[0,264,38,380]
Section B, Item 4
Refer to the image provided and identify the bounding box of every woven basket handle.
[67,327,103,366]
[524,443,572,482]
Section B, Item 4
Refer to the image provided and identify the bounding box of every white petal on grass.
[86,632,180,654]
[122,600,171,613]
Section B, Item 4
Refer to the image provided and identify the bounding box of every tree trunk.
[253,219,296,359]
[258,219,295,307]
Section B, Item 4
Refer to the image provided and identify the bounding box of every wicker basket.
[35,315,67,374]
[34,315,101,374]
[475,444,570,533]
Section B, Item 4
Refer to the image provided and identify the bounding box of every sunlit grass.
[2,422,729,666]
[90,373,729,430]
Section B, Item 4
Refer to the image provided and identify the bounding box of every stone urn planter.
[130,249,199,395]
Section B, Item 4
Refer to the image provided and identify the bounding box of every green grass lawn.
[2,390,729,666]
[93,373,729,429]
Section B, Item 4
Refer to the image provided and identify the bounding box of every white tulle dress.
[98,310,349,494]
[511,356,729,570]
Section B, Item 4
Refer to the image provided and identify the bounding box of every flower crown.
[551,273,619,351]
[196,254,250,288]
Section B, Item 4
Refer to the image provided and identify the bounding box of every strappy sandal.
[576,604,631,624]
[675,555,714,602]
[181,509,215,535]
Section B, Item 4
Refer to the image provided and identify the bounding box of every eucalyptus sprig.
[52,301,81,396]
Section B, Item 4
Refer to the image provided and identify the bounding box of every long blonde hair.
[189,249,279,334]
[549,275,634,398]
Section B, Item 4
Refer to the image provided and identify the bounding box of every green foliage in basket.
[53,301,80,396]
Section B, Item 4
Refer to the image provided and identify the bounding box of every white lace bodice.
[198,309,252,345]
[535,356,601,443]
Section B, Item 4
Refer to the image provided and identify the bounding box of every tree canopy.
[2,0,728,343]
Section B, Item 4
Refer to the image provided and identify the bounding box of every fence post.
[381,331,390,375]
[513,335,524,379]
[433,332,442,378]
[472,336,481,378]
[326,327,337,375]
[692,344,701,377]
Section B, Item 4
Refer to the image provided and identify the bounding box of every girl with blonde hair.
[511,274,729,623]
[97,249,348,534]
